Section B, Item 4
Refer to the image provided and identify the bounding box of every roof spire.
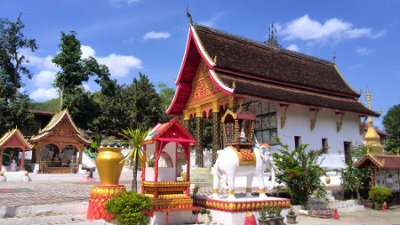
[365,88,371,109]
[265,22,280,48]
[186,5,193,24]
[332,51,336,64]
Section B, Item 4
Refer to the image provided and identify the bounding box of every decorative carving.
[280,104,288,129]
[310,109,319,131]
[336,112,345,133]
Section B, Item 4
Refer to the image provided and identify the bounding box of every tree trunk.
[132,151,139,193]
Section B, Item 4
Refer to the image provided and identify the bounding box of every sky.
[1,0,400,128]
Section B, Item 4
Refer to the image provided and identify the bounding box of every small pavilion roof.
[167,23,379,117]
[142,117,196,145]
[30,109,90,144]
[355,154,400,169]
[0,128,32,150]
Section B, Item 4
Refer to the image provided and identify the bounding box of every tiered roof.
[30,109,90,144]
[167,24,379,117]
[0,128,32,150]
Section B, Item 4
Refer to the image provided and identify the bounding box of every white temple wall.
[275,105,363,168]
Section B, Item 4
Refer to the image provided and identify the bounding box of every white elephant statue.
[212,141,275,200]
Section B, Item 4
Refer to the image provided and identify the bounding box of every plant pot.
[96,147,125,185]
[258,217,278,225]
[275,216,284,225]
[286,214,297,224]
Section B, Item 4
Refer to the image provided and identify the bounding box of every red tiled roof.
[355,155,400,169]
[361,122,388,136]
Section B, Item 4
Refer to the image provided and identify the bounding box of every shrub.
[369,186,392,205]
[105,191,152,225]
[273,139,326,206]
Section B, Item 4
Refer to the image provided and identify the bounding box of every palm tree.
[119,128,147,192]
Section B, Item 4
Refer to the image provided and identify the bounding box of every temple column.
[20,148,25,170]
[78,146,83,164]
[228,96,238,111]
[212,101,220,165]
[0,148,3,171]
[183,110,190,131]
[195,107,204,167]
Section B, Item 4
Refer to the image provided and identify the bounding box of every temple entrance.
[1,148,23,171]
[39,144,78,173]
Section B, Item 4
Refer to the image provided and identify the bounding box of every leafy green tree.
[119,128,147,192]
[273,140,326,206]
[383,104,400,154]
[52,31,114,129]
[0,15,37,134]
[0,14,37,96]
[157,82,175,111]
[30,97,60,113]
[127,73,164,129]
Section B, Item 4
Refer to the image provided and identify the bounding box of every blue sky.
[1,0,399,128]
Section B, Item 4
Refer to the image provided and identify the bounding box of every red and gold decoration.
[141,118,201,224]
[87,147,126,221]
[194,197,290,212]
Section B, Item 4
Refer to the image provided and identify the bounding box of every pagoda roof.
[167,24,379,117]
[355,154,400,169]
[0,128,32,150]
[30,109,90,144]
[142,117,196,145]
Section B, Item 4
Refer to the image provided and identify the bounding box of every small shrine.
[0,128,32,172]
[141,117,200,225]
[30,109,91,174]
[355,90,400,201]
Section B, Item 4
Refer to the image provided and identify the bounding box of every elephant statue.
[212,141,275,200]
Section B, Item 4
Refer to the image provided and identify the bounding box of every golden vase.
[96,147,125,185]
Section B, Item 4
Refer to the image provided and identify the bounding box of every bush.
[369,186,392,205]
[105,191,152,225]
[273,140,326,206]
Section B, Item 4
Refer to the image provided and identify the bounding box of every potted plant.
[286,207,297,224]
[368,186,392,210]
[258,206,283,225]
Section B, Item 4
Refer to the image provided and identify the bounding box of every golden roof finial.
[365,88,371,109]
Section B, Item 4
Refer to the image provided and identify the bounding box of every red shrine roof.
[142,117,196,145]
[355,154,400,169]
[30,109,90,144]
[167,24,379,117]
[0,128,32,150]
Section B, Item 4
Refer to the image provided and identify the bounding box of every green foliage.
[119,128,147,192]
[30,98,60,113]
[341,163,361,199]
[259,206,282,219]
[157,82,175,111]
[273,139,326,206]
[105,192,152,225]
[52,31,114,129]
[383,104,400,154]
[0,15,37,134]
[368,186,392,204]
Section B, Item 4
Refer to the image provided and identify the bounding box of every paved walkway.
[1,171,400,225]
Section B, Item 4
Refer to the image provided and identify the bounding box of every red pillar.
[154,142,160,198]
[0,148,3,171]
[20,149,25,170]
[186,147,191,196]
[141,145,146,194]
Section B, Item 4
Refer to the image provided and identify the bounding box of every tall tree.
[128,73,164,130]
[52,31,114,110]
[383,104,400,154]
[0,15,37,134]
[52,31,114,129]
[157,82,175,111]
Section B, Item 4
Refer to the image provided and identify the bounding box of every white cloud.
[109,0,140,7]
[97,54,142,77]
[82,83,91,92]
[199,12,225,27]
[81,45,96,59]
[34,70,56,88]
[356,47,374,55]
[143,31,171,40]
[286,44,300,52]
[280,14,385,45]
[29,88,58,102]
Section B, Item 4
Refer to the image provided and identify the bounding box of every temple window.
[294,136,301,149]
[322,138,328,151]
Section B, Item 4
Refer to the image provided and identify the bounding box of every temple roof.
[167,24,379,117]
[30,109,90,144]
[0,128,32,150]
[355,154,400,169]
[142,117,196,145]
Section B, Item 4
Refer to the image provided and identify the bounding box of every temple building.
[167,23,379,169]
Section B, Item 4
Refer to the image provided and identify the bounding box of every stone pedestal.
[86,185,126,221]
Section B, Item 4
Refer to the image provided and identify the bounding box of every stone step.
[0,214,109,225]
